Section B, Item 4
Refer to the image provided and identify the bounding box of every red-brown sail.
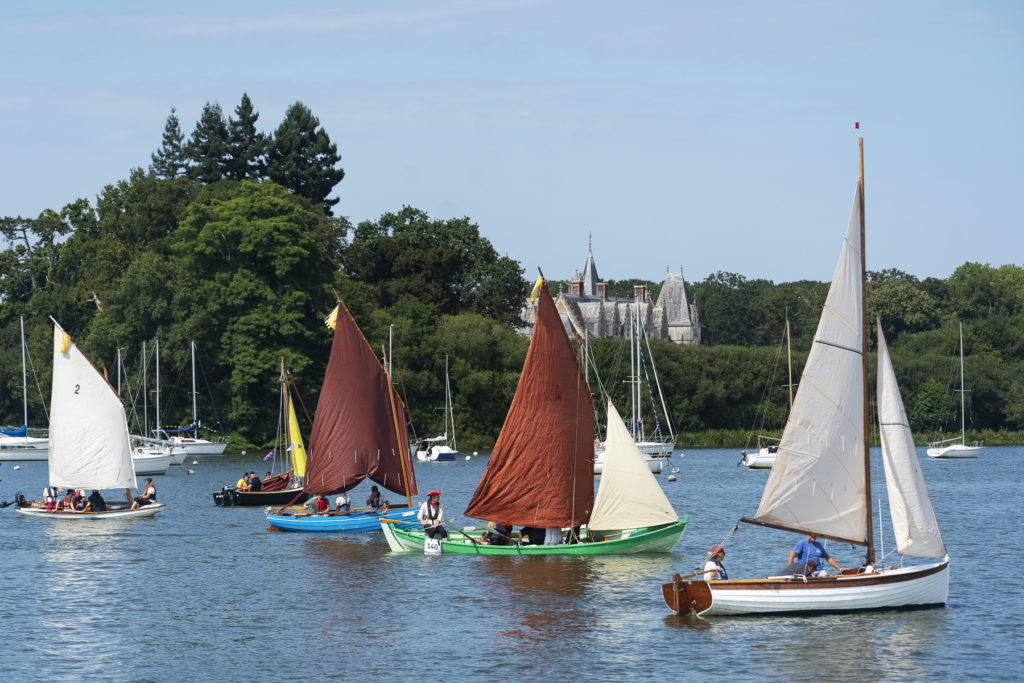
[464,283,594,527]
[304,302,418,498]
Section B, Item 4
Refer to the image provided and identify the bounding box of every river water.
[1,446,1021,681]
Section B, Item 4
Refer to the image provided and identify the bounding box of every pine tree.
[150,107,186,179]
[266,101,344,215]
[226,93,267,181]
[185,102,230,184]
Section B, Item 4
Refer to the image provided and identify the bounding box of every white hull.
[416,444,457,461]
[16,503,165,519]
[740,447,776,469]
[637,440,674,458]
[170,437,228,456]
[0,437,50,460]
[595,451,663,474]
[927,443,981,458]
[132,451,171,475]
[700,559,949,616]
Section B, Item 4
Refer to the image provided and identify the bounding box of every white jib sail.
[876,321,945,557]
[48,324,137,490]
[589,398,678,532]
[754,183,867,545]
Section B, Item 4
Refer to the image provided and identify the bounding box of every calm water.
[1,447,1021,681]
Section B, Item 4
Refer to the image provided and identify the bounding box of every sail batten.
[48,324,137,490]
[304,302,418,497]
[876,321,945,557]
[753,185,868,542]
[464,284,594,528]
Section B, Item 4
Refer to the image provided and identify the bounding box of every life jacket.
[146,486,157,502]
[316,497,328,512]
[425,502,440,521]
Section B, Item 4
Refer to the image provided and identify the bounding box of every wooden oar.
[443,518,483,544]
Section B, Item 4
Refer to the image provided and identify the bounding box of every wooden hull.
[266,505,419,532]
[381,518,688,555]
[213,486,309,507]
[16,503,165,520]
[663,558,949,616]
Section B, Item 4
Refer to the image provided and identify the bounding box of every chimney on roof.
[634,284,647,303]
[596,282,607,300]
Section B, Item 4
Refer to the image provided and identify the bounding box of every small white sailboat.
[416,355,459,462]
[0,317,50,460]
[16,321,165,520]
[740,317,796,470]
[162,341,229,456]
[927,322,982,458]
[664,141,948,616]
[130,339,171,475]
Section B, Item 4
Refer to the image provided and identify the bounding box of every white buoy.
[465,455,471,460]
[192,460,198,465]
[241,450,247,456]
[672,467,680,473]
[473,451,478,456]
[667,474,676,482]
[13,465,21,470]
[186,469,195,475]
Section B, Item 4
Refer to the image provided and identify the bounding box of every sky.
[2,1,1022,285]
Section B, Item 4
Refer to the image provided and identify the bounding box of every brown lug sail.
[463,283,594,528]
[304,301,418,498]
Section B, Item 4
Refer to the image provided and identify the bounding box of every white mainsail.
[48,324,137,490]
[754,184,867,545]
[589,398,678,532]
[876,320,945,557]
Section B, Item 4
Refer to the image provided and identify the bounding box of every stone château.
[521,240,700,345]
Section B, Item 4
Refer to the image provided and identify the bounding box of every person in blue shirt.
[787,533,844,575]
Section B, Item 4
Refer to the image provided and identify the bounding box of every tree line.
[1,97,1021,448]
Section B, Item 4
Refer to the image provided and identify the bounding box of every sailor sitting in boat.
[704,545,728,580]
[334,492,350,513]
[779,533,844,577]
[418,491,448,540]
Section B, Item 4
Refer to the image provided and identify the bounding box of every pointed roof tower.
[582,234,600,297]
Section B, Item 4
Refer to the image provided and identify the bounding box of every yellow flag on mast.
[324,304,339,330]
[528,275,544,303]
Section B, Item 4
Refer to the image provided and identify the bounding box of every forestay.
[589,398,678,532]
[48,324,136,490]
[753,185,867,545]
[876,320,945,557]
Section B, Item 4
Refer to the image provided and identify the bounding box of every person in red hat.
[418,491,448,540]
[704,545,728,580]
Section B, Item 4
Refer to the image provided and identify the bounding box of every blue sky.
[2,1,1021,284]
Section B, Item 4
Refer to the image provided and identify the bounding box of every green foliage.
[150,107,186,179]
[266,102,344,216]
[185,102,231,184]
[226,93,267,181]
[342,207,525,326]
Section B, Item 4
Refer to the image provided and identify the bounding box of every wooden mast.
[859,137,875,565]
[384,346,413,508]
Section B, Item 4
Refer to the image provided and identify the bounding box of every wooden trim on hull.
[663,559,949,616]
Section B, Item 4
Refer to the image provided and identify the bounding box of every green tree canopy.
[266,102,344,215]
[150,106,186,179]
[185,102,231,184]
[226,93,267,181]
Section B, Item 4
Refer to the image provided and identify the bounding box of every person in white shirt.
[335,492,350,513]
[704,545,728,580]
[418,491,448,540]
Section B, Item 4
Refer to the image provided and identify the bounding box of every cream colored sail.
[48,323,136,490]
[753,184,867,545]
[876,320,945,557]
[286,388,307,478]
[589,398,678,532]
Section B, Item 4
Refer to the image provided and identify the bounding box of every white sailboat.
[161,341,229,456]
[130,340,172,474]
[16,321,165,519]
[664,141,949,616]
[0,316,49,460]
[595,302,674,473]
[926,322,982,458]
[739,317,795,469]
[416,355,458,462]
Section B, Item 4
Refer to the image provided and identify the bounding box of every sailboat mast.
[191,341,199,438]
[19,317,27,430]
[155,339,161,438]
[859,137,876,565]
[785,317,794,411]
[954,323,962,446]
[383,346,413,508]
